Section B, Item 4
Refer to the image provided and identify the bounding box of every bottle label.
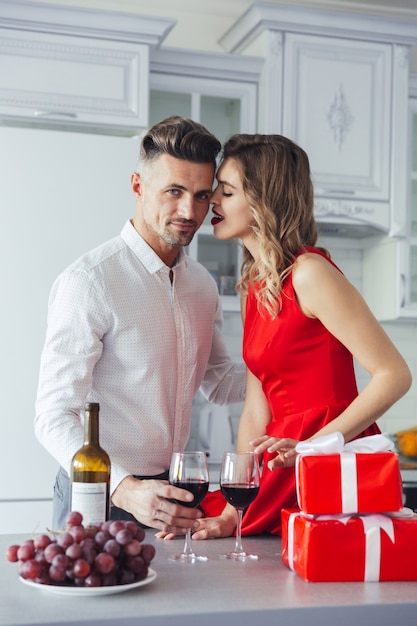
[71,482,108,527]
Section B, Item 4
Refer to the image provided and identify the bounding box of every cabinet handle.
[400,274,406,308]
[320,189,355,196]
[34,111,78,119]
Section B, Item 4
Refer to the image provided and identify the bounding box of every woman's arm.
[253,253,412,468]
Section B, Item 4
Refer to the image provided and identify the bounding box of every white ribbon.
[295,432,395,514]
[295,432,394,456]
[287,509,413,581]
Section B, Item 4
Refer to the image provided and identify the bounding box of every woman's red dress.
[202,247,380,535]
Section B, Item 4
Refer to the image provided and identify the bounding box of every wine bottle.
[70,402,111,526]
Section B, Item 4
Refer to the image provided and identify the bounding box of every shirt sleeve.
[34,268,131,494]
[199,297,246,405]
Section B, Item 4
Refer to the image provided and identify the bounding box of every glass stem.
[183,528,194,556]
[234,508,244,554]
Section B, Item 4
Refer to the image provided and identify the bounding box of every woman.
[191,133,412,539]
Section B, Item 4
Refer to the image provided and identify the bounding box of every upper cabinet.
[219,2,417,238]
[0,0,175,135]
[363,87,417,320]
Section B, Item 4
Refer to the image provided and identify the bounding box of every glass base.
[170,553,208,563]
[220,551,258,562]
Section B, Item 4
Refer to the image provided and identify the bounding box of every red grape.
[94,530,110,547]
[115,529,133,545]
[20,559,42,580]
[125,555,145,574]
[57,532,74,549]
[6,545,20,563]
[118,569,135,585]
[69,525,87,543]
[44,542,64,563]
[124,539,142,556]
[141,544,156,564]
[102,572,117,586]
[73,558,90,578]
[17,543,35,562]
[49,564,67,582]
[66,511,83,527]
[108,521,125,537]
[35,534,51,550]
[134,527,146,542]
[84,572,101,587]
[52,553,69,570]
[66,543,83,560]
[94,552,115,574]
[103,539,120,557]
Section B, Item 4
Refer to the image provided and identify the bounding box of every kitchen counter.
[1,530,416,626]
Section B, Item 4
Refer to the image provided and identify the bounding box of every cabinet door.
[0,28,148,134]
[283,33,391,204]
[362,99,417,320]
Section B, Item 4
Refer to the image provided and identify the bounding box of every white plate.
[19,567,157,596]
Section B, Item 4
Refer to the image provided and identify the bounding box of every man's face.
[131,154,214,261]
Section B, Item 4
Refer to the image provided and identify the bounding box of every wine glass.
[220,451,260,561]
[169,451,210,563]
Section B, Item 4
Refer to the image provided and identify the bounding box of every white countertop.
[1,530,417,626]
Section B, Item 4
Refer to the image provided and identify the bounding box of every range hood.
[314,196,389,239]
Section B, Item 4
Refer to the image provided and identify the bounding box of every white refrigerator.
[0,125,140,532]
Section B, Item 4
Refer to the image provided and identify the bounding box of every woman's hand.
[251,436,299,470]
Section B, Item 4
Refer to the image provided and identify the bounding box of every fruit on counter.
[5,511,156,587]
[395,432,417,458]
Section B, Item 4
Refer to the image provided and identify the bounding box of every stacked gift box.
[281,432,417,582]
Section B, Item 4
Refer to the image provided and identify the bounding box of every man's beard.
[159,224,197,247]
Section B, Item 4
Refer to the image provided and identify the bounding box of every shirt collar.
[121,220,187,273]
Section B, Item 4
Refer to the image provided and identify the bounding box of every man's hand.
[111,475,204,535]
[156,502,237,541]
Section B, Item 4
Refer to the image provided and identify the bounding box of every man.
[35,116,245,535]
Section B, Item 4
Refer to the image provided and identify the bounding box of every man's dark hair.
[139,116,221,169]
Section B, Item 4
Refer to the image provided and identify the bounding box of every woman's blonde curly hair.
[221,134,325,318]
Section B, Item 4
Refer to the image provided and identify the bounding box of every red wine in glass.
[220,484,259,509]
[171,480,209,508]
[169,451,210,563]
[220,451,260,561]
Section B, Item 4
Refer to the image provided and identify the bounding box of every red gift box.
[295,451,403,514]
[281,508,417,582]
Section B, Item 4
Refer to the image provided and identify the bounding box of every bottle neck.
[84,409,100,446]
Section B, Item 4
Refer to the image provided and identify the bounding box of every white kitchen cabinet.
[283,33,390,204]
[363,237,417,321]
[362,96,417,320]
[0,0,174,134]
[219,3,417,238]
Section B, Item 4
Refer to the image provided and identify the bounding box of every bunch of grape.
[5,511,156,588]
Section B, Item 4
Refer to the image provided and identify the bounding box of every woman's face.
[210,158,254,243]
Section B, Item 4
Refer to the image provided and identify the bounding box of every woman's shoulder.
[292,247,343,286]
